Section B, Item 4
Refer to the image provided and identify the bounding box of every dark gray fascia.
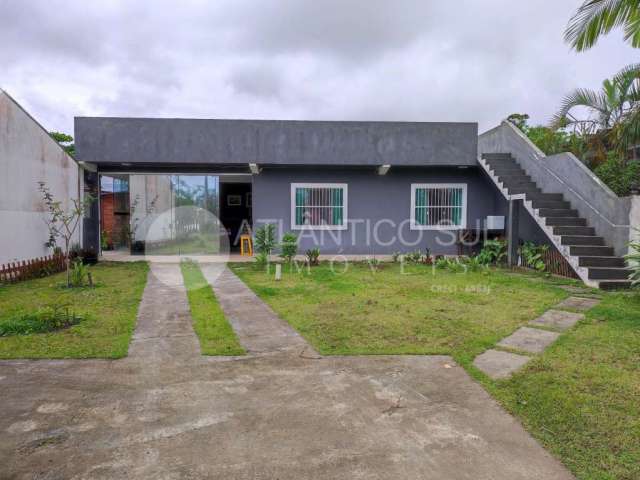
[75,117,478,167]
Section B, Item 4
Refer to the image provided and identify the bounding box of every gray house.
[75,116,636,288]
[76,118,510,255]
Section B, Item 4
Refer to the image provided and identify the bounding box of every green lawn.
[0,262,148,359]
[231,262,568,362]
[488,293,640,480]
[231,262,639,480]
[181,260,244,355]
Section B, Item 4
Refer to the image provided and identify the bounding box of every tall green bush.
[280,232,298,263]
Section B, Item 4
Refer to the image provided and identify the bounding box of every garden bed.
[0,261,148,359]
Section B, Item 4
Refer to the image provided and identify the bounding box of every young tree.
[38,181,95,287]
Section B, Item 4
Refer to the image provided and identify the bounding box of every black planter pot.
[131,241,146,255]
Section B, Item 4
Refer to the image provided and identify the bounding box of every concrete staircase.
[480,153,631,290]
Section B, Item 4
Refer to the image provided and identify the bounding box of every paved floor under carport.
[0,263,574,479]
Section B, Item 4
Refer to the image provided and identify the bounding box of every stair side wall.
[479,121,632,257]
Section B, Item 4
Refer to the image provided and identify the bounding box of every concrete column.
[507,199,520,266]
[82,170,100,254]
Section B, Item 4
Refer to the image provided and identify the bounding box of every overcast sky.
[1,1,636,136]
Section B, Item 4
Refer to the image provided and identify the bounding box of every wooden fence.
[520,246,579,279]
[0,254,66,284]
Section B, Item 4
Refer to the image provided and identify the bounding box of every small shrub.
[446,258,466,273]
[477,239,507,265]
[463,256,489,273]
[254,224,277,256]
[280,232,298,263]
[402,249,433,264]
[435,257,449,269]
[593,154,640,196]
[519,241,549,272]
[625,232,640,287]
[70,260,89,287]
[391,251,404,263]
[0,303,83,336]
[254,250,269,267]
[306,248,320,266]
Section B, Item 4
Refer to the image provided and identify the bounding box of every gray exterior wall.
[479,121,633,256]
[252,166,503,255]
[0,90,82,264]
[75,117,478,168]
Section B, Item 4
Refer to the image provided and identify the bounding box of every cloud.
[0,0,635,135]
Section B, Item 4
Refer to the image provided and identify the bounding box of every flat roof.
[75,117,478,167]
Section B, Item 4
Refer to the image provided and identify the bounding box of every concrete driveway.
[0,264,574,479]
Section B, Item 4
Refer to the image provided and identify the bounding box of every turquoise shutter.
[332,188,343,225]
[415,188,427,225]
[295,188,304,225]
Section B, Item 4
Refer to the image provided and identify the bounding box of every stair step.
[539,208,579,218]
[527,192,565,202]
[545,217,587,226]
[561,235,605,246]
[553,226,595,236]
[508,186,542,196]
[570,245,614,256]
[482,153,513,159]
[500,178,534,190]
[579,256,626,268]
[532,199,571,209]
[491,166,524,175]
[589,267,633,280]
[598,280,632,290]
[482,155,518,166]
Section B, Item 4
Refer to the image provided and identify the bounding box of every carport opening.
[98,173,252,255]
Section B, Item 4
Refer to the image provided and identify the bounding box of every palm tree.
[551,64,640,159]
[565,0,640,51]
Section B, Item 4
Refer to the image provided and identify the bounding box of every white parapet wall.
[0,90,82,264]
[631,196,640,249]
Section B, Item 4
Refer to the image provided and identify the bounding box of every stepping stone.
[497,327,560,354]
[529,309,584,331]
[473,349,531,380]
[555,296,600,312]
[558,285,596,295]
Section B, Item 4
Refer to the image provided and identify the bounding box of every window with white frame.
[291,183,348,230]
[410,183,467,229]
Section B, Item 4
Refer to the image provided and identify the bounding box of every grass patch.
[230,262,568,362]
[231,261,639,479]
[485,293,640,480]
[0,262,148,359]
[180,260,244,355]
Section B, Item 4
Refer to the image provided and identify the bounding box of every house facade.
[75,118,525,256]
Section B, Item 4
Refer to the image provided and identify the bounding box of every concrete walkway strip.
[128,263,201,364]
[497,327,560,354]
[473,349,532,380]
[202,265,318,357]
[529,309,584,331]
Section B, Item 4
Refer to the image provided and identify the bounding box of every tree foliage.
[565,0,640,51]
[49,131,75,156]
[507,113,587,158]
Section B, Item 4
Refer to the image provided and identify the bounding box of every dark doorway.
[219,181,252,252]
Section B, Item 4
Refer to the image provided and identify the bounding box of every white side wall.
[0,90,81,264]
[630,196,640,247]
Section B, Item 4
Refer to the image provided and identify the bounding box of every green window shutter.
[295,188,304,225]
[415,188,427,225]
[332,188,344,225]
